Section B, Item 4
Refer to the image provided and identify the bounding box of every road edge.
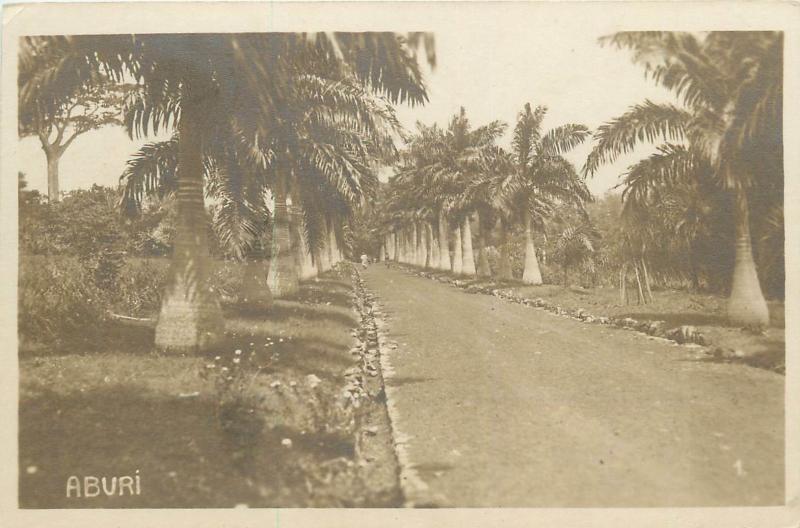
[359,274,441,507]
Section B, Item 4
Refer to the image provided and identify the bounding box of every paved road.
[363,266,784,507]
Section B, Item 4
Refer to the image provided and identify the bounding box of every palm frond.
[119,136,181,215]
[540,124,591,157]
[583,100,692,176]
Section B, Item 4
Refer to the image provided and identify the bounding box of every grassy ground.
[19,265,399,508]
[397,265,785,373]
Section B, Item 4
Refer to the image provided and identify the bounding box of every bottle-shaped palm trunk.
[291,207,316,280]
[728,191,770,326]
[475,212,492,278]
[154,95,225,354]
[241,238,273,311]
[318,227,331,272]
[328,221,342,266]
[498,218,513,281]
[417,221,428,267]
[386,233,393,261]
[452,223,464,275]
[410,224,418,266]
[268,177,300,297]
[437,209,451,271]
[393,231,400,262]
[522,214,543,285]
[461,215,477,276]
[397,231,404,263]
[428,223,439,269]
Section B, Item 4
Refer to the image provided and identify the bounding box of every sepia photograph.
[1,1,798,525]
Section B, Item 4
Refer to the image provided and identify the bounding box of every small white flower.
[233,358,240,364]
[214,356,221,361]
[281,438,293,448]
[235,349,242,355]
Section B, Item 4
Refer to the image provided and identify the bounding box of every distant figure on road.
[360,254,369,268]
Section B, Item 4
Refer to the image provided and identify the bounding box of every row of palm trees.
[21,33,435,353]
[585,32,782,327]
[381,31,782,328]
[379,105,591,285]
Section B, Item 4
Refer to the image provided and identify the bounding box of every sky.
[18,27,677,198]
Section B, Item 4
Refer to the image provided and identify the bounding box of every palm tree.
[464,145,530,279]
[424,108,506,276]
[554,223,601,288]
[22,33,432,353]
[498,103,591,284]
[393,122,454,271]
[584,32,782,326]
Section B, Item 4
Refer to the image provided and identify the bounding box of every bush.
[19,256,108,345]
[210,260,246,301]
[19,254,254,348]
[112,258,170,317]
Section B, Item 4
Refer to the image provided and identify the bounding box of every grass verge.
[19,264,401,508]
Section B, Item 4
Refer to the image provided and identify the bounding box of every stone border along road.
[346,266,404,506]
[351,268,439,506]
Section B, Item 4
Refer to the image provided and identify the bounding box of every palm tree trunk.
[461,215,476,276]
[291,206,315,280]
[397,231,404,263]
[268,175,300,297]
[154,94,224,354]
[428,222,439,269]
[328,220,340,267]
[620,264,626,305]
[476,212,492,278]
[318,229,331,272]
[437,210,451,271]
[416,221,426,267]
[634,261,645,304]
[641,258,654,302]
[452,223,464,275]
[327,220,335,266]
[498,218,513,281]
[522,214,543,285]
[406,228,412,264]
[424,223,434,268]
[728,191,769,326]
[408,224,416,266]
[393,231,399,262]
[241,238,273,310]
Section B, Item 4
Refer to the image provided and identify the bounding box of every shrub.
[113,258,169,316]
[19,256,108,345]
[210,260,246,301]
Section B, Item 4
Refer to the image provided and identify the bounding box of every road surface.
[362,266,784,507]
